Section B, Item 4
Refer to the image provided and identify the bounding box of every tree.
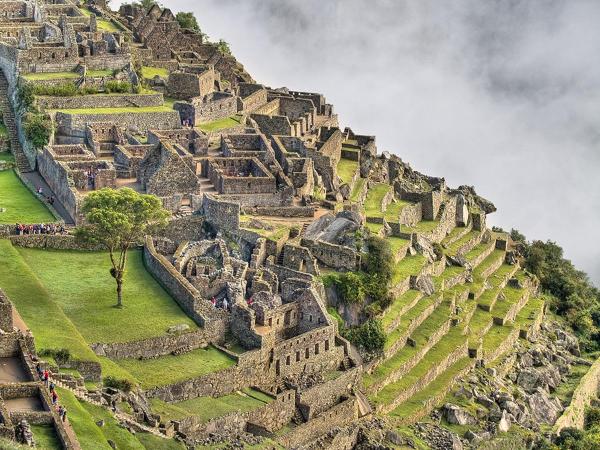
[217,39,232,55]
[76,188,169,307]
[176,12,200,31]
[137,0,160,11]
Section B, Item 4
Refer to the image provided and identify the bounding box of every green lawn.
[196,115,243,132]
[364,183,392,218]
[18,248,197,344]
[337,158,358,185]
[30,424,62,450]
[0,152,14,162]
[115,346,235,389]
[381,290,422,331]
[80,7,124,32]
[142,66,170,79]
[152,388,270,423]
[86,69,114,78]
[22,72,79,81]
[55,105,174,114]
[391,254,427,286]
[0,170,55,223]
[350,177,366,202]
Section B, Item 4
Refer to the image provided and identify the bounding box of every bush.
[103,375,133,393]
[104,81,132,94]
[33,82,78,97]
[38,348,71,364]
[555,427,585,449]
[342,319,386,355]
[18,84,35,110]
[335,272,365,305]
[586,407,600,429]
[23,113,52,149]
[365,236,393,283]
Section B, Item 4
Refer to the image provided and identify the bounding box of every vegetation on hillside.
[507,228,600,351]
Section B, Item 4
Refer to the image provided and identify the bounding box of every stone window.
[305,348,309,359]
[314,343,319,355]
[286,355,290,365]
[325,340,329,351]
[295,351,300,362]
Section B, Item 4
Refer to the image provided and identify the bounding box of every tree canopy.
[76,188,169,307]
[176,12,200,32]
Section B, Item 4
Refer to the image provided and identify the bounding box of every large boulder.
[528,388,563,424]
[443,404,476,425]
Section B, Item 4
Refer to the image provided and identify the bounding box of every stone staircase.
[49,374,168,439]
[0,72,31,172]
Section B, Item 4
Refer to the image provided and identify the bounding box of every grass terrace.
[364,183,392,218]
[115,346,235,389]
[151,388,271,423]
[384,199,412,222]
[54,105,174,114]
[349,177,366,202]
[0,123,8,139]
[31,425,61,449]
[481,324,514,357]
[197,115,243,132]
[446,229,480,255]
[337,158,358,185]
[389,356,473,420]
[141,66,170,79]
[22,71,79,81]
[80,7,124,32]
[381,290,422,331]
[0,170,55,223]
[441,225,469,247]
[404,220,440,234]
[86,69,114,78]
[388,236,411,256]
[391,254,427,286]
[18,248,197,344]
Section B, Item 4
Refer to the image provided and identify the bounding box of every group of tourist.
[35,186,56,206]
[14,223,66,235]
[83,168,99,190]
[210,296,255,311]
[35,363,68,423]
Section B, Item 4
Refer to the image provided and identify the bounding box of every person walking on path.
[43,369,49,387]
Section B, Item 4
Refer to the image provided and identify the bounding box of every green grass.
[337,158,358,185]
[381,290,421,330]
[384,293,439,352]
[553,364,591,405]
[441,225,468,246]
[375,327,467,405]
[0,170,55,223]
[80,399,145,450]
[86,69,114,78]
[80,7,124,32]
[22,72,79,81]
[0,123,8,138]
[0,240,97,360]
[446,229,480,255]
[0,151,14,161]
[115,346,235,389]
[481,325,514,356]
[136,433,187,450]
[473,250,505,280]
[387,236,411,256]
[465,240,494,262]
[151,389,269,423]
[30,424,62,449]
[196,115,243,132]
[364,183,392,218]
[141,66,170,79]
[350,177,366,202]
[18,248,197,344]
[391,254,427,286]
[389,356,472,419]
[384,199,412,222]
[56,387,113,450]
[55,105,174,114]
[405,220,440,233]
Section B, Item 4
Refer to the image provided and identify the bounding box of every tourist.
[247,296,254,306]
[222,298,228,311]
[49,381,55,392]
[43,369,49,387]
[62,408,67,423]
[51,391,58,405]
[58,405,64,418]
[211,297,216,307]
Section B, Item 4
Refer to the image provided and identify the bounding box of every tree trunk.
[116,275,123,308]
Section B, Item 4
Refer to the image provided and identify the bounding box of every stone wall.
[300,239,359,272]
[554,357,600,432]
[0,289,13,332]
[9,234,102,251]
[55,110,180,134]
[90,329,210,359]
[36,92,164,110]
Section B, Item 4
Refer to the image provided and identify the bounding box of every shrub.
[103,375,133,393]
[586,407,600,430]
[33,82,78,97]
[23,113,52,149]
[365,236,393,283]
[38,348,71,364]
[555,427,585,449]
[17,84,35,110]
[335,272,365,305]
[104,81,132,94]
[342,319,386,355]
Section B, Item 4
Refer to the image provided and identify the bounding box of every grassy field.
[196,115,243,132]
[151,388,270,423]
[142,66,170,79]
[115,346,235,389]
[0,170,55,223]
[337,158,358,185]
[17,248,197,344]
[30,424,62,449]
[0,152,14,162]
[349,177,366,202]
[364,183,392,217]
[22,72,79,81]
[55,105,174,114]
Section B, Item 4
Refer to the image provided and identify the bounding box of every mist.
[134,0,600,284]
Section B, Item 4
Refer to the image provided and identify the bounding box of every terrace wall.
[36,92,164,110]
